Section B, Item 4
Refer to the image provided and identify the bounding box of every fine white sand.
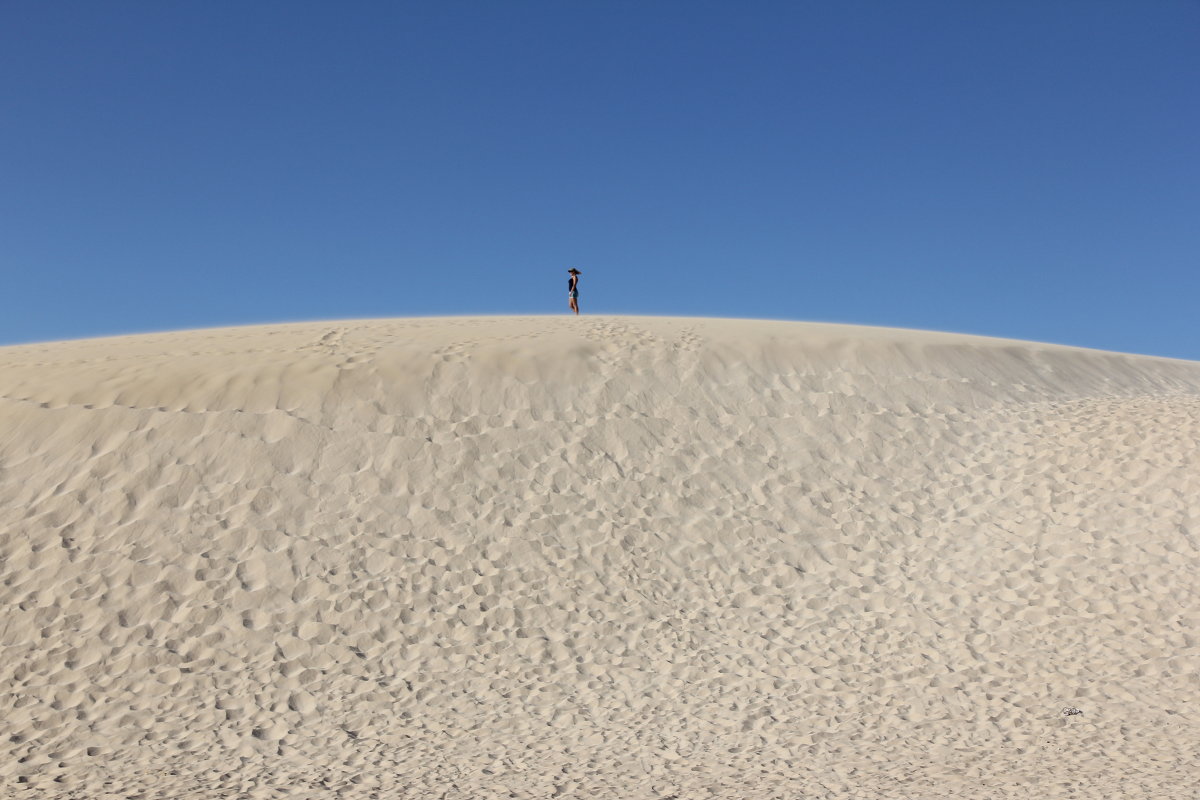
[1,315,1199,799]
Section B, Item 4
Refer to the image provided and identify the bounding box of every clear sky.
[2,1,1197,358]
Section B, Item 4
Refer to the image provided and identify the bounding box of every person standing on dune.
[568,268,581,315]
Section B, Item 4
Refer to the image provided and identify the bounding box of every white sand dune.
[1,315,1199,799]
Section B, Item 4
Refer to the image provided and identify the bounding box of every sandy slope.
[1,315,1199,799]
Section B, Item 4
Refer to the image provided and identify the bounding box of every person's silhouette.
[567,268,581,315]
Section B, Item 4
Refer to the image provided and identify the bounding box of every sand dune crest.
[1,316,1199,798]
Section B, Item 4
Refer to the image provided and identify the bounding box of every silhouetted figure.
[568,268,581,315]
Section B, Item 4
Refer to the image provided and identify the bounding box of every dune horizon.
[9,314,1200,363]
[2,315,1198,799]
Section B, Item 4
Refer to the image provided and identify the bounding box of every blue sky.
[2,1,1197,358]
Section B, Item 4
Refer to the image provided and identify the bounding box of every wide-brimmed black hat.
[567,268,581,274]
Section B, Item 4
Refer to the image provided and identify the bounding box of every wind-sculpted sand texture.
[1,316,1199,799]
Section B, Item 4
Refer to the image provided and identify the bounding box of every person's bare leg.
[570,298,579,315]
